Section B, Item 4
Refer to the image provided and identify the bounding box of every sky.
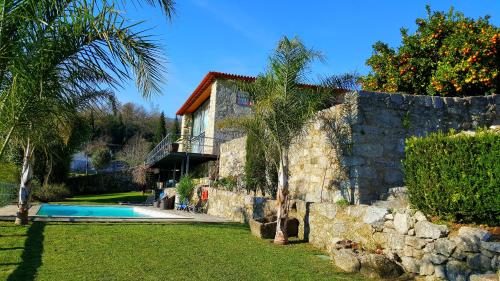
[119,0,500,117]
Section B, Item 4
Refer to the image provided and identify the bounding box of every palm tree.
[0,0,174,225]
[235,37,357,244]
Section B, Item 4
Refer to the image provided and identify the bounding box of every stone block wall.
[349,91,498,203]
[206,187,275,223]
[219,136,246,178]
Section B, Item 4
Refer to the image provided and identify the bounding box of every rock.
[405,236,428,249]
[401,256,421,273]
[384,220,395,229]
[385,213,394,220]
[388,232,406,250]
[363,206,388,225]
[408,229,416,236]
[434,265,446,279]
[446,260,472,281]
[467,253,492,271]
[434,238,456,257]
[424,253,448,265]
[458,227,492,242]
[358,253,404,279]
[469,274,498,281]
[420,261,434,276]
[491,255,500,271]
[333,249,360,273]
[394,213,412,235]
[414,211,427,222]
[415,221,449,239]
[452,236,481,253]
[480,242,500,253]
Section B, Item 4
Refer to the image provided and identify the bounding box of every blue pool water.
[37,204,159,218]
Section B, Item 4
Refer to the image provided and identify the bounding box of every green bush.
[213,176,237,192]
[32,183,71,202]
[176,175,195,203]
[403,129,499,225]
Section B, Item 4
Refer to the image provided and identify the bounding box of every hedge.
[403,129,499,226]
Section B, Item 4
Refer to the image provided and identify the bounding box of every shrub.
[91,147,111,170]
[245,132,267,193]
[361,6,499,97]
[213,176,237,192]
[403,129,499,225]
[32,183,71,202]
[176,175,195,203]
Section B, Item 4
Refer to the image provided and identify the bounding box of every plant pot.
[249,217,277,239]
[249,216,300,239]
[170,143,179,152]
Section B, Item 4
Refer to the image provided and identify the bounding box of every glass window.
[236,92,252,106]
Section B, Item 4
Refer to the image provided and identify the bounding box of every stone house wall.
[219,136,246,178]
[211,80,252,153]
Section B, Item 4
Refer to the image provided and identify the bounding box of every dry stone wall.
[206,187,275,223]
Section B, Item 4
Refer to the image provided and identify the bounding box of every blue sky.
[120,1,500,117]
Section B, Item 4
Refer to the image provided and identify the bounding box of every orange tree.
[361,6,499,96]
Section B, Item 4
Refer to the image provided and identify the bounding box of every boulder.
[434,265,446,279]
[401,256,420,273]
[446,260,471,281]
[363,206,388,225]
[358,253,404,279]
[423,253,448,265]
[458,227,492,242]
[405,236,428,249]
[420,261,434,276]
[434,238,456,257]
[332,249,360,273]
[414,211,427,222]
[480,242,500,254]
[394,213,412,235]
[415,221,449,239]
[452,236,481,253]
[467,253,492,271]
[469,274,498,281]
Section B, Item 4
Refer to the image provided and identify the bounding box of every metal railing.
[145,133,224,166]
[0,182,17,207]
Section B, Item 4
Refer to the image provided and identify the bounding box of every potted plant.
[176,175,195,207]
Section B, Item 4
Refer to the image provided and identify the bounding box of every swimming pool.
[37,204,185,219]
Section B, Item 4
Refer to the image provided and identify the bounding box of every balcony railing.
[145,133,222,166]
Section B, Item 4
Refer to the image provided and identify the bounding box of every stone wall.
[307,201,500,280]
[216,91,498,204]
[348,91,498,203]
[219,136,246,178]
[206,187,275,223]
[212,80,252,152]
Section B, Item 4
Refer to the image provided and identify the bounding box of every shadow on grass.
[7,222,45,281]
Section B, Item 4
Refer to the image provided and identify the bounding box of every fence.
[0,182,17,207]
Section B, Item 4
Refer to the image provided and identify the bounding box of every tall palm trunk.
[15,139,34,225]
[274,147,289,245]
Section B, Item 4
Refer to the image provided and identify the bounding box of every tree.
[0,0,174,225]
[172,115,181,140]
[154,111,168,143]
[361,6,499,96]
[117,133,151,167]
[232,37,357,244]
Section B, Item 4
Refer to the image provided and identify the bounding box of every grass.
[0,222,367,281]
[54,191,149,205]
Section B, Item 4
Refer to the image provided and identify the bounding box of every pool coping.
[0,204,231,223]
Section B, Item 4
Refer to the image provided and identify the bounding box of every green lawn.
[55,191,150,205]
[0,222,367,281]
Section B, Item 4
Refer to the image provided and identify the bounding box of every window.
[236,92,252,106]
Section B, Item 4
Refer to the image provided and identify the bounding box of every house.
[145,72,255,181]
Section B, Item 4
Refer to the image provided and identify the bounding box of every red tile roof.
[176,72,255,115]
